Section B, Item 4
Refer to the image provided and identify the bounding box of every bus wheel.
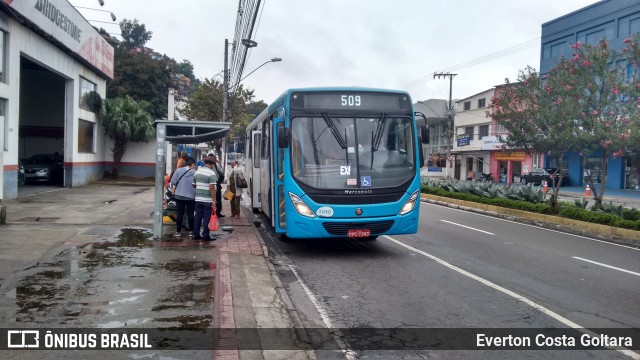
[252,207,261,214]
[277,233,291,242]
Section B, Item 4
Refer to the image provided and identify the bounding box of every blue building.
[540,0,640,190]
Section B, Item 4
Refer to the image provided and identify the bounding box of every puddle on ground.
[5,227,216,327]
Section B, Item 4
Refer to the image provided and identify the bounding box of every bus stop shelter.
[153,120,231,239]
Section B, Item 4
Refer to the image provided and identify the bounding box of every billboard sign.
[2,0,114,79]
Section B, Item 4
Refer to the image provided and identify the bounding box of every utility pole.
[222,39,229,123]
[221,39,230,160]
[433,72,457,179]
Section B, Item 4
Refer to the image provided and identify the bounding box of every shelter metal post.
[153,123,167,239]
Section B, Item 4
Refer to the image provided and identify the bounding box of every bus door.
[260,118,272,221]
[273,118,287,233]
[249,130,262,211]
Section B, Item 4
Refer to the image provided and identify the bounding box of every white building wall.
[453,88,494,180]
[0,11,108,197]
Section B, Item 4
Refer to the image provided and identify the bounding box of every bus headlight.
[399,190,419,215]
[289,192,316,218]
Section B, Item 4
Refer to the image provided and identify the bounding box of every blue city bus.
[245,87,428,240]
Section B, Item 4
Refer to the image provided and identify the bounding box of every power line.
[228,0,263,89]
[402,38,540,90]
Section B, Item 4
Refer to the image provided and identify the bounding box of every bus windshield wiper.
[321,112,348,149]
[372,113,387,151]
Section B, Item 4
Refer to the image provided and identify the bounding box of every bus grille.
[322,220,395,236]
[307,193,403,205]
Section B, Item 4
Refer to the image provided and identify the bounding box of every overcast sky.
[72,0,598,107]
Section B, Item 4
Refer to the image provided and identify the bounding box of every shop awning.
[154,120,232,144]
[450,148,485,155]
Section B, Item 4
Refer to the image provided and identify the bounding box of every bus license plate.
[348,229,370,238]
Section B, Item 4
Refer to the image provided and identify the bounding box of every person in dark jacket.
[211,155,225,217]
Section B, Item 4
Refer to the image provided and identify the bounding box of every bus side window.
[261,122,269,160]
[253,133,261,168]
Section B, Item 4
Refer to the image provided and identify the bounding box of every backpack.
[235,171,248,188]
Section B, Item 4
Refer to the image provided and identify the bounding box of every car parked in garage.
[18,160,25,186]
[23,153,63,183]
[521,168,568,187]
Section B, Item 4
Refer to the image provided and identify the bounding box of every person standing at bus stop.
[196,154,206,169]
[228,160,243,218]
[212,156,226,217]
[170,157,196,238]
[191,156,218,241]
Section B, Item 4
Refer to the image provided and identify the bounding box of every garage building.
[0,0,114,200]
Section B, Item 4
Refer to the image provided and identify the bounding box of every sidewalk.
[559,185,640,207]
[0,182,312,359]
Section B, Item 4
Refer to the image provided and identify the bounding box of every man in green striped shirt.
[191,155,218,241]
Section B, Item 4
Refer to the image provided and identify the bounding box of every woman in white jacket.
[228,160,243,218]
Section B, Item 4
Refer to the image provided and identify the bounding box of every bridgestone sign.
[2,0,114,79]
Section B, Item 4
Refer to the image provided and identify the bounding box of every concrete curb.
[246,209,313,347]
[422,194,640,247]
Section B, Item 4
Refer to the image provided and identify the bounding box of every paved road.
[256,201,640,359]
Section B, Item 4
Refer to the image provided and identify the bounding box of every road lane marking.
[573,256,640,277]
[441,219,495,235]
[422,202,640,251]
[383,235,640,359]
[288,265,357,359]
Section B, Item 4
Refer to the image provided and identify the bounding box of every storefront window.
[78,120,95,153]
[79,77,97,111]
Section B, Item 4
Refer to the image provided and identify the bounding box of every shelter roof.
[154,120,231,144]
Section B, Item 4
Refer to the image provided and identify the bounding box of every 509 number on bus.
[341,95,361,107]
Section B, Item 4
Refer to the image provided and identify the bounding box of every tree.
[179,79,254,125]
[120,19,153,50]
[492,34,640,209]
[105,19,173,120]
[548,37,640,208]
[490,67,578,209]
[107,44,174,120]
[102,96,155,178]
[175,59,195,80]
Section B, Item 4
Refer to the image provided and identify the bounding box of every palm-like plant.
[102,96,154,178]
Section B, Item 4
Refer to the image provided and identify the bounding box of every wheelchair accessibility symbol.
[361,176,371,187]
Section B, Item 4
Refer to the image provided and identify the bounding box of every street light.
[75,6,116,21]
[241,39,257,48]
[230,57,282,90]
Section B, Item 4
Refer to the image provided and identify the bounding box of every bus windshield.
[290,115,415,189]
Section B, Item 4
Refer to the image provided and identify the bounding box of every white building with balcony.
[452,89,494,180]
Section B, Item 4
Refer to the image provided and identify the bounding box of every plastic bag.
[208,212,219,231]
[224,189,234,201]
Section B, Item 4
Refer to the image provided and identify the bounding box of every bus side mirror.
[277,124,289,148]
[421,125,430,144]
[414,112,430,144]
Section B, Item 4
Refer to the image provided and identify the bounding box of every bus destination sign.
[291,92,411,111]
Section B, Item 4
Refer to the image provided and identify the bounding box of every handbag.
[235,171,248,188]
[208,212,219,231]
[224,189,234,201]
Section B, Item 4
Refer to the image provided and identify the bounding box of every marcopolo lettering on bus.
[316,206,334,217]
